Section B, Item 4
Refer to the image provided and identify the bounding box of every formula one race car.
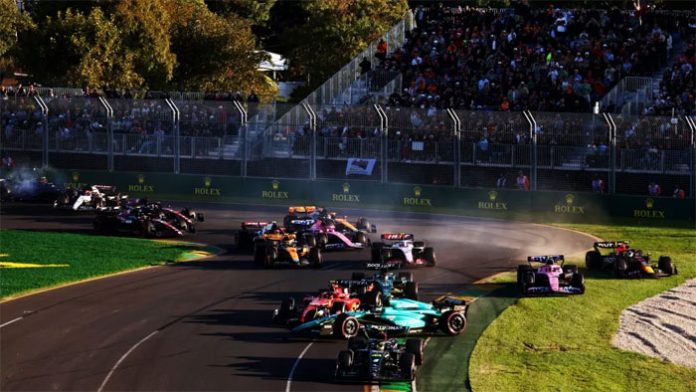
[235,221,270,251]
[290,296,467,339]
[253,224,323,268]
[517,255,585,295]
[53,185,127,211]
[369,234,436,269]
[93,202,203,237]
[346,270,419,302]
[273,282,362,327]
[335,336,423,382]
[286,217,369,250]
[0,176,64,203]
[586,241,677,278]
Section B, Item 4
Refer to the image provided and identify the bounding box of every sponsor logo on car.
[63,171,88,190]
[194,176,221,196]
[332,182,361,202]
[128,173,155,192]
[403,186,432,206]
[633,198,664,218]
[262,180,289,199]
[478,191,507,210]
[554,193,585,214]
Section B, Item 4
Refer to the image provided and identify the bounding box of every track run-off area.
[0,202,594,391]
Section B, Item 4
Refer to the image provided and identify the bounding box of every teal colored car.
[288,295,468,339]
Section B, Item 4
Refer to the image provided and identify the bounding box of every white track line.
[97,330,159,392]
[285,341,314,392]
[0,316,23,328]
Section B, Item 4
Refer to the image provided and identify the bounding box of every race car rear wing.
[288,206,317,214]
[594,241,630,249]
[289,219,315,226]
[381,233,414,241]
[527,255,565,265]
[241,221,268,230]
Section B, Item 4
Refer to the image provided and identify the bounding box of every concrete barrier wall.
[40,169,696,226]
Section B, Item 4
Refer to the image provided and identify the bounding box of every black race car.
[586,241,677,278]
[1,176,64,203]
[235,221,270,251]
[335,336,423,383]
[93,202,203,237]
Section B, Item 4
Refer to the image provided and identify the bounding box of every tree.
[0,0,34,69]
[281,0,408,93]
[205,0,275,25]
[169,0,276,97]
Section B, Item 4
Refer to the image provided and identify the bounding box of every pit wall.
[44,170,696,226]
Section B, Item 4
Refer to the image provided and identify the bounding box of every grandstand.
[1,3,694,198]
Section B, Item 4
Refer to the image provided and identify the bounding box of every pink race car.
[517,255,585,295]
[288,217,369,251]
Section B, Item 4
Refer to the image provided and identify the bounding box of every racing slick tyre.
[439,311,467,336]
[585,251,602,269]
[404,281,419,300]
[413,241,425,249]
[406,339,424,366]
[365,289,384,308]
[331,301,346,315]
[614,257,628,278]
[658,256,674,275]
[316,233,328,249]
[337,350,353,369]
[236,231,252,250]
[571,273,585,294]
[309,247,323,269]
[381,249,393,260]
[371,242,385,262]
[303,234,317,248]
[423,247,437,266]
[278,297,295,321]
[263,245,278,268]
[355,231,368,246]
[563,265,579,274]
[348,336,368,351]
[351,272,365,280]
[399,353,417,380]
[516,265,532,285]
[333,314,360,339]
[398,272,414,282]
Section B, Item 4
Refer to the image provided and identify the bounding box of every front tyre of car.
[399,352,416,380]
[658,256,674,275]
[440,310,467,335]
[333,314,360,339]
[585,251,601,269]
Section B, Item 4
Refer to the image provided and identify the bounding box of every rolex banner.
[345,158,376,176]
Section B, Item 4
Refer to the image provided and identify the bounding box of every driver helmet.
[626,250,635,258]
[545,258,554,266]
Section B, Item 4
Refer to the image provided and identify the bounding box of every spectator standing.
[648,182,662,196]
[496,173,507,188]
[591,175,605,194]
[376,39,387,62]
[516,170,529,190]
[359,57,371,75]
[673,185,685,199]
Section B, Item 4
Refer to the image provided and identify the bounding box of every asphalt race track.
[0,202,594,391]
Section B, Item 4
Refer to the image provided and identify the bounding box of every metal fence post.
[374,104,386,184]
[684,115,696,226]
[523,110,538,191]
[301,102,317,180]
[165,98,180,173]
[233,100,248,176]
[603,113,617,194]
[33,95,49,168]
[97,97,114,171]
[447,109,461,187]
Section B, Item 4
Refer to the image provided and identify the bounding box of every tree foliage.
[0,0,34,67]
[282,0,408,88]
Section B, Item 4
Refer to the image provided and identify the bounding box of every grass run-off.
[0,230,214,300]
[469,224,696,392]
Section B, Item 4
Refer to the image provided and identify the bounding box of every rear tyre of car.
[348,336,368,351]
[398,272,414,282]
[331,301,346,314]
[264,245,277,268]
[658,256,674,275]
[586,251,601,269]
[563,265,579,274]
[381,248,393,260]
[399,352,416,380]
[364,289,383,308]
[303,234,317,248]
[405,339,424,366]
[279,297,295,320]
[355,231,367,245]
[440,311,467,335]
[316,233,328,249]
[404,281,419,300]
[614,257,628,278]
[571,272,585,294]
[351,272,365,280]
[371,242,384,262]
[413,241,425,249]
[423,247,436,266]
[333,314,360,339]
[337,350,353,370]
[309,247,323,269]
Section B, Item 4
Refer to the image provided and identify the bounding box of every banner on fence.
[345,158,376,176]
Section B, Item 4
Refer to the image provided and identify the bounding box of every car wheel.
[348,336,368,351]
[406,339,424,366]
[585,251,601,269]
[333,314,360,339]
[317,233,328,249]
[303,234,317,247]
[413,241,425,248]
[614,257,628,278]
[571,272,585,294]
[365,289,383,308]
[337,350,353,369]
[309,247,323,269]
[658,256,674,275]
[399,352,416,380]
[264,246,277,268]
[423,247,436,266]
[280,297,295,319]
[355,231,367,245]
[440,311,467,335]
[331,301,346,314]
[371,242,384,262]
[253,245,265,264]
[404,281,419,300]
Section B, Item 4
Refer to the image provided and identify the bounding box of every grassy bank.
[469,225,696,392]
[0,230,216,300]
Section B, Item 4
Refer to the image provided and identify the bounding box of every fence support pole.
[301,102,317,180]
[447,109,461,187]
[603,113,617,194]
[98,97,114,171]
[165,98,180,174]
[374,104,386,184]
[523,110,537,191]
[233,100,248,177]
[684,115,696,227]
[33,95,49,168]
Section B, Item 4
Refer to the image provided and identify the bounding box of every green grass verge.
[469,224,696,392]
[0,230,216,300]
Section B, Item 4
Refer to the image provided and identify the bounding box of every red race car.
[273,281,362,327]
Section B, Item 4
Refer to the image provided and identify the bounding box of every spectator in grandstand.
[591,175,605,194]
[496,173,507,188]
[376,39,387,62]
[359,57,372,75]
[648,181,662,196]
[673,185,685,199]
[516,170,530,190]
[1,155,15,169]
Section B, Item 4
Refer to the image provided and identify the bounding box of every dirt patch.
[613,278,696,369]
